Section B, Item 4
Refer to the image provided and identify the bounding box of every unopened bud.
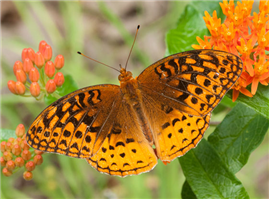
[35,52,45,68]
[33,155,43,165]
[2,167,12,177]
[43,45,52,61]
[15,81,26,95]
[25,161,35,171]
[15,157,25,167]
[6,160,16,171]
[16,69,27,84]
[0,157,6,167]
[39,40,47,54]
[13,61,23,75]
[46,79,56,94]
[23,58,34,73]
[7,80,17,94]
[54,54,64,70]
[54,72,65,87]
[15,124,26,137]
[21,150,31,161]
[45,61,55,78]
[30,82,41,97]
[27,48,35,62]
[23,171,33,180]
[29,67,40,82]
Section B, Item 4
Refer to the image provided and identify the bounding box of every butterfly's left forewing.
[27,84,121,158]
[138,49,243,117]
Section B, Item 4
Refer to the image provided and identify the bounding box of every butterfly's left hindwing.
[26,84,121,158]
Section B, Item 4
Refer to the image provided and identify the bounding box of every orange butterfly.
[26,26,243,177]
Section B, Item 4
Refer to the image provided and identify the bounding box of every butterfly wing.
[27,84,123,158]
[137,49,243,161]
[138,49,243,116]
[27,84,157,176]
[86,101,157,177]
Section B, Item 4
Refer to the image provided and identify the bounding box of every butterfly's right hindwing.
[26,84,121,158]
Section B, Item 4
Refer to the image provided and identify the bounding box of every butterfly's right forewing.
[26,84,121,158]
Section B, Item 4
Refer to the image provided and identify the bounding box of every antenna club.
[137,25,140,29]
[77,51,82,55]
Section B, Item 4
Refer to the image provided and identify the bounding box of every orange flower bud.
[27,48,35,62]
[6,160,16,171]
[43,45,52,61]
[2,167,12,177]
[1,141,6,152]
[30,82,41,97]
[8,138,15,143]
[34,150,43,155]
[15,124,25,137]
[23,171,33,181]
[35,51,45,68]
[16,137,22,144]
[23,58,34,73]
[25,161,35,171]
[15,81,26,95]
[54,72,65,87]
[39,40,47,54]
[15,157,25,167]
[13,61,23,75]
[29,67,40,82]
[20,140,30,150]
[33,155,43,165]
[54,54,65,70]
[0,157,6,167]
[21,48,28,61]
[21,150,31,161]
[45,61,55,78]
[12,144,22,156]
[46,79,56,94]
[5,142,13,152]
[7,80,17,94]
[16,69,27,84]
[3,151,12,161]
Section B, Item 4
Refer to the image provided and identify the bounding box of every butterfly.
[26,29,242,177]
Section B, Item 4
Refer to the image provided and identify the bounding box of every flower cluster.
[8,40,65,100]
[0,124,44,180]
[192,0,269,101]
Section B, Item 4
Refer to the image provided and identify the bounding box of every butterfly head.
[118,68,133,82]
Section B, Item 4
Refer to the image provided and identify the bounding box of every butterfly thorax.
[119,68,139,103]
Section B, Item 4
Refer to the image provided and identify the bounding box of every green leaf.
[179,139,249,199]
[208,103,269,174]
[44,75,79,106]
[0,129,16,141]
[235,85,269,120]
[181,181,197,199]
[165,0,225,56]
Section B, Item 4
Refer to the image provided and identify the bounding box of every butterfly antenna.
[125,25,140,70]
[77,51,121,72]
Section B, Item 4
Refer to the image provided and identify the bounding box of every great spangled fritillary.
[26,49,242,177]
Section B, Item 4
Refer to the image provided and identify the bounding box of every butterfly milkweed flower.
[192,0,269,101]
[7,40,65,100]
[0,124,44,180]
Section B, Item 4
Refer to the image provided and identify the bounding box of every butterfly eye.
[127,71,133,77]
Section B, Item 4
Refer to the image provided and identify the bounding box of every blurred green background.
[1,1,268,198]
